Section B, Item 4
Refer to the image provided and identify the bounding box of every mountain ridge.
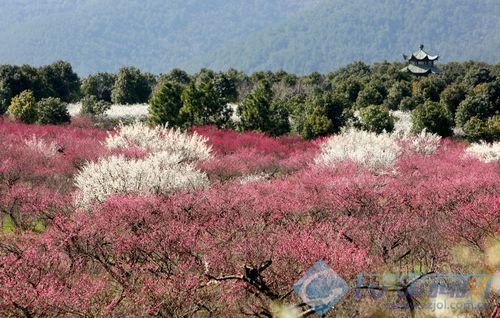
[0,0,498,75]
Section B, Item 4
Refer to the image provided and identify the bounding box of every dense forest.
[1,60,499,142]
[0,0,498,74]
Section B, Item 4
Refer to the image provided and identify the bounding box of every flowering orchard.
[0,117,499,317]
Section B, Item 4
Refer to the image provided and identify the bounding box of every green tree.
[455,94,495,127]
[462,67,495,88]
[267,99,290,136]
[399,95,423,111]
[302,106,333,139]
[81,72,116,102]
[39,61,80,102]
[80,95,111,117]
[36,97,70,124]
[111,67,151,104]
[463,116,500,143]
[7,90,38,124]
[359,105,395,133]
[333,78,363,103]
[159,68,191,86]
[384,81,411,110]
[414,76,446,102]
[412,101,453,137]
[440,83,466,115]
[180,79,233,128]
[324,92,349,133]
[239,80,273,132]
[0,64,43,107]
[0,80,12,114]
[148,81,183,127]
[356,84,384,108]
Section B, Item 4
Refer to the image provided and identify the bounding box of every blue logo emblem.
[293,260,349,316]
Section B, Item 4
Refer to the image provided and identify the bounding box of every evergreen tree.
[239,80,273,132]
[359,105,395,133]
[111,67,151,104]
[412,101,453,137]
[148,81,183,127]
[81,72,116,102]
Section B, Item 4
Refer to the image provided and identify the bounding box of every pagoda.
[401,44,440,76]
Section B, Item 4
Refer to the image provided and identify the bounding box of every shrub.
[398,130,442,155]
[36,97,70,124]
[463,115,500,143]
[7,90,37,124]
[412,101,453,137]
[399,95,423,111]
[465,142,500,163]
[79,95,111,116]
[455,94,496,127]
[358,105,395,133]
[302,107,333,139]
[315,128,401,171]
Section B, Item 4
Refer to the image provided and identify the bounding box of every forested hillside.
[0,0,498,75]
[198,0,500,73]
[0,0,318,74]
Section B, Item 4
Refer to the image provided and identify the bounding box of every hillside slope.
[0,0,498,75]
[0,0,319,74]
[192,0,500,74]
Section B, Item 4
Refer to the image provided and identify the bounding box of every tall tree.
[179,75,234,128]
[39,61,80,102]
[81,72,116,102]
[148,81,183,127]
[239,80,273,132]
[111,67,151,104]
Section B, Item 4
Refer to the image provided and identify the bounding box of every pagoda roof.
[405,45,439,61]
[401,64,440,75]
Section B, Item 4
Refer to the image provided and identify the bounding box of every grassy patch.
[2,214,16,234]
[31,220,47,233]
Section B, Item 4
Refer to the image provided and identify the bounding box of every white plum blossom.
[105,121,212,161]
[391,110,412,136]
[239,172,271,185]
[391,111,441,155]
[75,121,212,205]
[315,129,402,171]
[67,103,82,117]
[67,103,149,119]
[75,151,209,206]
[398,130,442,155]
[465,142,500,163]
[24,135,59,157]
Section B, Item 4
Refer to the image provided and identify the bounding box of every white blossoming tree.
[75,122,211,205]
[315,129,402,171]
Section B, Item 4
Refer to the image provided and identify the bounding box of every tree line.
[1,60,499,142]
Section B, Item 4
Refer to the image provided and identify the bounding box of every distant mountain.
[194,0,500,74]
[0,0,498,75]
[0,0,319,75]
